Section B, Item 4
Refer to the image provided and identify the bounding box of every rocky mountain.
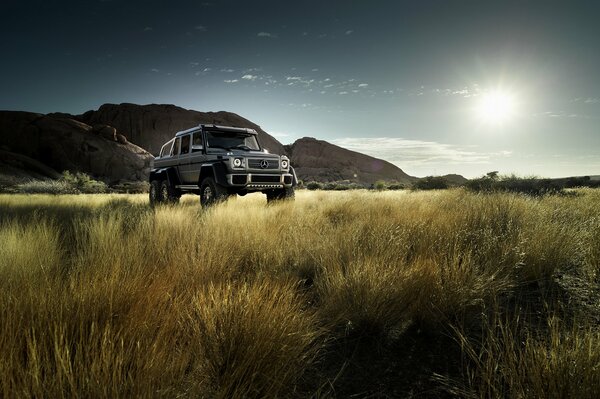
[1,103,432,187]
[68,103,285,156]
[0,111,152,183]
[285,137,416,185]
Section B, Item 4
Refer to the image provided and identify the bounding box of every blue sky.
[1,0,599,177]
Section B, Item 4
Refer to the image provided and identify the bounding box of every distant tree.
[486,171,499,180]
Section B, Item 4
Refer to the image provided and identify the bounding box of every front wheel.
[199,177,228,207]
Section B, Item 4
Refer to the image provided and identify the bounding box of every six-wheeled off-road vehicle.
[149,124,296,207]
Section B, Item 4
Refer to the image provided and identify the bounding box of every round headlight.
[233,158,242,167]
[281,160,289,169]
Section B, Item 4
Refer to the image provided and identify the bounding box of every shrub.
[16,179,77,194]
[465,174,562,196]
[374,180,386,191]
[306,181,322,190]
[413,176,449,190]
[61,171,108,193]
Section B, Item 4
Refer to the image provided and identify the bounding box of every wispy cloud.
[150,68,159,73]
[224,79,238,83]
[345,30,354,35]
[584,97,600,104]
[143,26,153,32]
[358,83,368,88]
[331,137,512,168]
[257,32,277,38]
[194,25,207,31]
[242,74,257,81]
[220,68,235,73]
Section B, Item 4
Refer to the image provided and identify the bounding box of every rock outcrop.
[73,103,285,156]
[0,111,153,183]
[285,137,416,185]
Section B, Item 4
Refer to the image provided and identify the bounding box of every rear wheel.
[149,180,163,207]
[160,180,180,204]
[200,177,228,207]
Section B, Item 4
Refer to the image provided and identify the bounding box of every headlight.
[281,160,289,169]
[233,158,243,168]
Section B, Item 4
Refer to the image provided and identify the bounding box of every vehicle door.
[188,129,206,184]
[177,133,193,184]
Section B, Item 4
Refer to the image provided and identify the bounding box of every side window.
[170,137,181,156]
[180,134,191,154]
[192,132,203,152]
[159,140,173,158]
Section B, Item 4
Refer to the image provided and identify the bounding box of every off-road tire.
[149,180,164,207]
[266,187,295,203]
[160,180,180,204]
[200,177,228,207]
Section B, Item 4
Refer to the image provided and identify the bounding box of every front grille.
[248,159,279,169]
[251,175,281,183]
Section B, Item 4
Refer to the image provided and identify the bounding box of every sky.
[1,0,599,178]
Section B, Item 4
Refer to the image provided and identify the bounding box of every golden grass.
[1,189,599,397]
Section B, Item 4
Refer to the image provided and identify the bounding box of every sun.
[476,89,516,125]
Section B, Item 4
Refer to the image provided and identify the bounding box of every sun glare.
[476,89,516,125]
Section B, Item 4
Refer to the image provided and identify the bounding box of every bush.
[374,180,387,191]
[61,171,108,193]
[465,173,563,196]
[14,172,108,194]
[16,179,77,194]
[413,176,449,190]
[306,181,322,190]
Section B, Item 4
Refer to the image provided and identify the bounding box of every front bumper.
[226,173,294,190]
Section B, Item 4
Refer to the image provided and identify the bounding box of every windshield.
[205,130,260,151]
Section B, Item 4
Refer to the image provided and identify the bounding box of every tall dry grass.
[0,189,599,397]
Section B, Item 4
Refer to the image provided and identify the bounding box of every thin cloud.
[194,25,207,31]
[331,137,512,167]
[143,27,153,32]
[358,83,368,87]
[345,30,354,35]
[242,74,257,81]
[150,68,159,73]
[257,32,277,38]
[224,79,238,83]
[220,68,235,72]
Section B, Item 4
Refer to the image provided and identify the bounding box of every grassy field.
[1,189,599,398]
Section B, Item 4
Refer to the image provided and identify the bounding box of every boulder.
[0,111,153,183]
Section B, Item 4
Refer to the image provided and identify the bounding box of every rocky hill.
[1,103,427,186]
[0,111,152,183]
[285,137,416,185]
[68,103,285,156]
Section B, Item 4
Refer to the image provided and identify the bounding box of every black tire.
[160,180,180,204]
[266,186,295,203]
[149,180,163,207]
[199,177,228,207]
